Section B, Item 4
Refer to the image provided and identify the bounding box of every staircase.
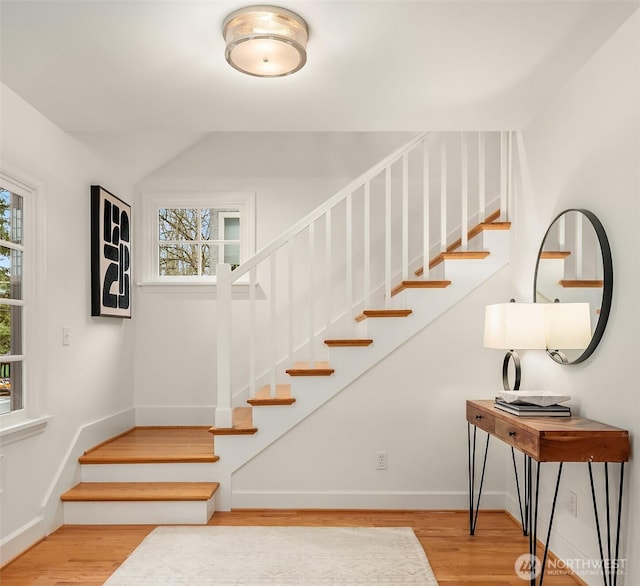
[61,427,220,524]
[61,131,514,522]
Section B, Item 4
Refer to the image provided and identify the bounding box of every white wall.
[133,132,414,422]
[0,84,136,562]
[511,12,639,585]
[232,268,512,509]
[1,5,635,578]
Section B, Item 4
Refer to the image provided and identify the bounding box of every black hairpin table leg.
[512,447,530,536]
[521,460,563,586]
[467,422,490,535]
[588,462,625,586]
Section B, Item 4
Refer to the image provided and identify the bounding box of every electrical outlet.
[376,451,388,470]
[568,491,577,517]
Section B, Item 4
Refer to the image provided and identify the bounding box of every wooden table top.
[467,399,630,463]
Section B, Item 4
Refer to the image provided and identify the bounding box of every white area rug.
[105,526,439,585]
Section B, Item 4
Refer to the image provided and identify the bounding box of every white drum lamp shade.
[546,303,592,350]
[483,303,548,350]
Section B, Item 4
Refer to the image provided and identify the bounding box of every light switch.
[62,327,71,346]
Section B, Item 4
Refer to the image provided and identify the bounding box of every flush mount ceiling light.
[222,5,308,77]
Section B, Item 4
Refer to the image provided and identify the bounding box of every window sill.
[0,415,52,446]
[137,281,266,299]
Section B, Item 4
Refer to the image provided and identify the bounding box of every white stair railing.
[215,131,512,426]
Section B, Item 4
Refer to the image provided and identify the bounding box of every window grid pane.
[0,188,24,416]
[157,207,242,276]
[159,208,198,241]
[159,244,199,276]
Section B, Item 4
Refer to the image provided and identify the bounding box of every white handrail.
[230,132,429,282]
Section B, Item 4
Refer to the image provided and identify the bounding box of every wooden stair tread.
[415,209,504,276]
[390,280,451,297]
[286,361,335,376]
[441,251,490,260]
[324,339,373,347]
[78,427,219,464]
[248,384,296,406]
[355,309,412,322]
[209,407,257,435]
[478,221,511,231]
[540,251,571,259]
[560,279,604,288]
[61,482,219,502]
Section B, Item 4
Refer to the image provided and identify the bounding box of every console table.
[467,399,630,586]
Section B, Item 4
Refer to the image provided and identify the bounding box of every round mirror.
[533,209,613,364]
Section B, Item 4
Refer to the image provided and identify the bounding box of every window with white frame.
[0,168,45,437]
[141,193,255,284]
[0,188,24,415]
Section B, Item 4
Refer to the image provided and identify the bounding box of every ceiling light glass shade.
[484,303,548,350]
[223,6,308,77]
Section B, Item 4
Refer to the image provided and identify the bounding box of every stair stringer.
[212,229,510,511]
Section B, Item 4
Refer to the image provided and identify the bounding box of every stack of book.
[494,398,571,417]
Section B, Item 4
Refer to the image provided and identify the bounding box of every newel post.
[215,263,233,428]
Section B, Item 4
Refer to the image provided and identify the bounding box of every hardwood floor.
[0,510,580,585]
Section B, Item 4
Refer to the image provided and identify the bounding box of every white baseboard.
[135,405,216,426]
[0,516,45,567]
[41,407,136,535]
[231,490,506,511]
[1,409,135,567]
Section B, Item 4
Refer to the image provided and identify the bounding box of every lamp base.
[502,350,521,391]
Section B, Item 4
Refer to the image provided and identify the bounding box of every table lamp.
[484,302,548,390]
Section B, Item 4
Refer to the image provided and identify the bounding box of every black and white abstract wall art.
[91,185,132,318]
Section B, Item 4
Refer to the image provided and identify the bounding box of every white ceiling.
[1,1,637,178]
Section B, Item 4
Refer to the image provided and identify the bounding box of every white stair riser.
[81,462,218,483]
[63,496,215,525]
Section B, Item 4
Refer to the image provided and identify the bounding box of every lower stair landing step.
[61,481,219,502]
[61,482,219,525]
[78,426,218,464]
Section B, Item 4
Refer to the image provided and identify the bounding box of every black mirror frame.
[533,209,613,365]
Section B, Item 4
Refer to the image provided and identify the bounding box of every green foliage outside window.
[0,191,12,355]
[0,189,22,356]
